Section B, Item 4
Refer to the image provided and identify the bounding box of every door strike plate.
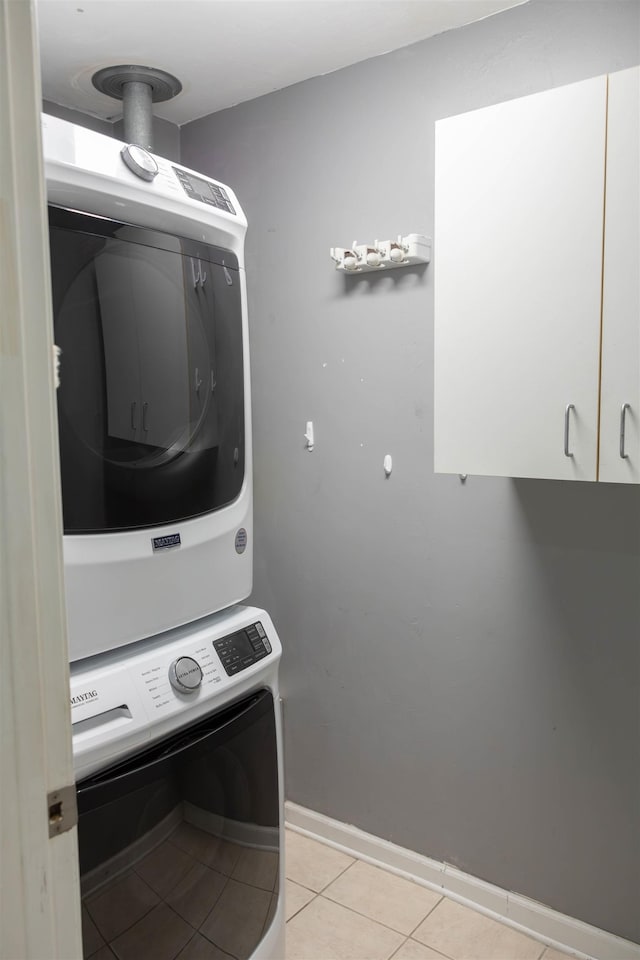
[47,784,78,838]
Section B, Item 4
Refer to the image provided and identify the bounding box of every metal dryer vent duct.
[92,64,182,152]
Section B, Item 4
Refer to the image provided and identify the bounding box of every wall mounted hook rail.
[330,234,431,274]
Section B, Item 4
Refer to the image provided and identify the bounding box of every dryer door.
[49,206,245,533]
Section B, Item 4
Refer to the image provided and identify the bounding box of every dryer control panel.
[172,166,236,214]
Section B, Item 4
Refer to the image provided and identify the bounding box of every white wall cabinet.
[434,67,639,482]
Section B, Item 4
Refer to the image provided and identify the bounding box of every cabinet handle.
[130,401,137,431]
[142,401,149,432]
[564,403,575,458]
[620,403,631,459]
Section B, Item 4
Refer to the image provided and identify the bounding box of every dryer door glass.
[48,206,245,532]
[76,689,280,960]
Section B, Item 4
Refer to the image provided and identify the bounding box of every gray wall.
[42,100,180,161]
[181,0,640,944]
[43,99,113,136]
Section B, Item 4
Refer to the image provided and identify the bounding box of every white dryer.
[43,114,253,662]
[70,604,284,960]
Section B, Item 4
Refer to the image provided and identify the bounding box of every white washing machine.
[70,604,284,960]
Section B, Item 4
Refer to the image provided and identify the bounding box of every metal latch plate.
[48,784,78,838]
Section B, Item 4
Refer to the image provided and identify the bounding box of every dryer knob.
[169,656,203,693]
[120,143,159,181]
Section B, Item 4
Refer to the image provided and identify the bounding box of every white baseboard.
[285,801,640,960]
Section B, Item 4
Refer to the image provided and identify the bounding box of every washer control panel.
[168,656,203,693]
[213,621,272,676]
[70,606,281,778]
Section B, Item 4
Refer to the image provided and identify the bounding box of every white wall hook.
[305,421,315,451]
[364,245,383,267]
[330,246,359,271]
[383,454,393,477]
[388,237,408,262]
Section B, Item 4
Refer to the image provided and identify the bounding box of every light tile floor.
[285,829,575,960]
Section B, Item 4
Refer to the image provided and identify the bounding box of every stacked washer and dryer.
[43,113,284,960]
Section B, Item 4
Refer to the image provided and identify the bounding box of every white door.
[0,2,82,957]
[599,66,640,483]
[434,75,607,480]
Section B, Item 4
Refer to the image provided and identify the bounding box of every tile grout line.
[316,854,359,894]
[404,894,457,960]
[386,932,454,960]
[387,934,411,960]
[406,892,445,937]
[318,878,452,948]
[285,887,319,923]
[315,890,416,942]
[285,853,358,898]
[285,876,319,896]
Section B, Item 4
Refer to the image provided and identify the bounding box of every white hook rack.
[330,234,431,274]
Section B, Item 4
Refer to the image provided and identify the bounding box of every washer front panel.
[70,604,281,779]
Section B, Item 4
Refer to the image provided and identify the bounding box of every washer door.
[76,690,280,960]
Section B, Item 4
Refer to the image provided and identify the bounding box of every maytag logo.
[152,533,181,552]
[70,689,98,708]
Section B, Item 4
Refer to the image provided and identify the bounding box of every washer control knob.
[169,656,203,693]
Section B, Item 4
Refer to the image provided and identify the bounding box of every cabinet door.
[599,66,640,483]
[434,76,607,479]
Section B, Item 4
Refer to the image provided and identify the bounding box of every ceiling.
[36,0,525,127]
